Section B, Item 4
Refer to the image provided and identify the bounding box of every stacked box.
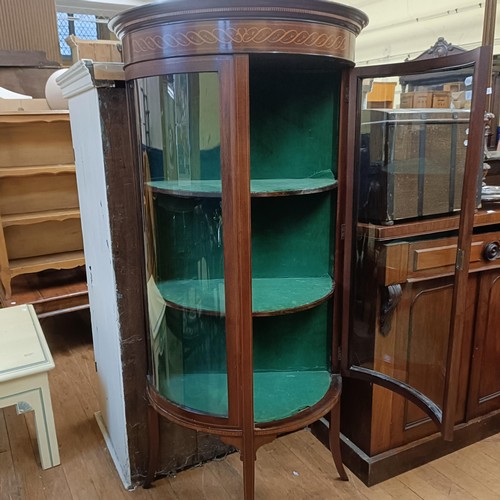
[359,108,474,224]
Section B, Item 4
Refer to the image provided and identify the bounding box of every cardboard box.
[413,91,433,108]
[451,91,466,109]
[432,91,451,108]
[400,92,414,108]
[443,82,462,93]
[66,35,122,64]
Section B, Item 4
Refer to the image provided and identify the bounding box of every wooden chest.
[358,109,474,224]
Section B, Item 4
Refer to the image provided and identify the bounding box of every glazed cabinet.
[138,57,341,423]
[110,1,367,497]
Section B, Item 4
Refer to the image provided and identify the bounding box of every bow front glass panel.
[137,72,229,418]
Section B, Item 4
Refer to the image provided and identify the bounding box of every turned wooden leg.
[329,402,348,481]
[143,405,160,488]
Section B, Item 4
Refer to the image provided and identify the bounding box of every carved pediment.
[405,37,467,62]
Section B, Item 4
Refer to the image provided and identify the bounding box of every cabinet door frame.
[128,54,253,432]
[340,46,492,439]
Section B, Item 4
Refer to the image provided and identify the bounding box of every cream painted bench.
[0,304,60,469]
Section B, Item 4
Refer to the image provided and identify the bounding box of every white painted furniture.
[57,61,132,487]
[0,304,60,469]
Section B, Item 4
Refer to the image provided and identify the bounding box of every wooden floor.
[2,310,500,499]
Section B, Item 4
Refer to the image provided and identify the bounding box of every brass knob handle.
[484,242,500,261]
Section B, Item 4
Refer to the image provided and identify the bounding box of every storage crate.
[66,35,122,63]
[358,108,476,224]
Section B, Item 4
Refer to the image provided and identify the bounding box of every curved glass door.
[249,57,341,423]
[343,47,491,438]
[137,71,229,417]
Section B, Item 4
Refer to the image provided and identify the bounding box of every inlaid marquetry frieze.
[122,20,355,64]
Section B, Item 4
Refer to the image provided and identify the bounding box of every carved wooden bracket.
[380,284,402,336]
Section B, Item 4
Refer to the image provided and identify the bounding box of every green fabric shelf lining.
[148,177,337,197]
[162,369,332,422]
[156,276,334,316]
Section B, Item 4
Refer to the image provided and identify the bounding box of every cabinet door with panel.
[467,266,500,419]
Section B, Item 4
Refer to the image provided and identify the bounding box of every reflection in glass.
[350,69,474,415]
[137,72,229,417]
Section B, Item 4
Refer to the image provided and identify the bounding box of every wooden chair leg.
[329,402,348,481]
[143,405,160,488]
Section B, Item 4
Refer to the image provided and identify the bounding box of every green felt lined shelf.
[162,370,332,422]
[156,276,334,316]
[148,177,337,197]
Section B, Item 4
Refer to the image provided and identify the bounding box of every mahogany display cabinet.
[110,0,493,496]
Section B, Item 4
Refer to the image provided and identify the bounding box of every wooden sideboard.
[338,208,500,484]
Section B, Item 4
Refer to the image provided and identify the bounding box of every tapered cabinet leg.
[330,402,348,481]
[242,448,256,500]
[143,405,160,488]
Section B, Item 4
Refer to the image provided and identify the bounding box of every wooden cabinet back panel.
[0,173,79,214]
[5,219,83,259]
[0,122,74,167]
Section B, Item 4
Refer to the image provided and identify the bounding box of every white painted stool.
[0,304,60,469]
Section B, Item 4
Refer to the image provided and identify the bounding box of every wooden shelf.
[0,110,83,301]
[0,164,76,177]
[9,251,85,278]
[157,276,334,316]
[2,209,80,227]
[148,177,337,197]
[0,112,70,124]
[163,369,332,422]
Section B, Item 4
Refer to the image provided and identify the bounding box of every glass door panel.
[249,56,341,423]
[137,71,229,417]
[345,48,490,434]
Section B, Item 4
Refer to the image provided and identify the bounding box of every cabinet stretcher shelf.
[163,370,332,422]
[157,276,334,315]
[9,251,85,278]
[2,209,80,227]
[148,177,337,197]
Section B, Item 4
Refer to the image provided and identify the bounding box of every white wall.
[345,0,500,65]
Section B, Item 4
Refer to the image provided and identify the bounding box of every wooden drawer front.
[413,241,484,271]
[408,233,500,281]
[380,231,500,284]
